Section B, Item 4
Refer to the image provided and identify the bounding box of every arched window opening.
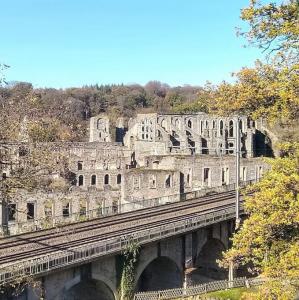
[77,161,83,171]
[239,120,243,133]
[91,175,96,185]
[219,120,224,136]
[78,175,84,186]
[212,120,216,129]
[187,120,192,128]
[229,120,234,137]
[104,174,109,185]
[165,175,171,188]
[117,174,122,184]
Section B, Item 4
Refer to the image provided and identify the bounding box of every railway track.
[0,190,236,247]
[0,191,242,267]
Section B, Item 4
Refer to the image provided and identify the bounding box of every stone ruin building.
[0,112,271,235]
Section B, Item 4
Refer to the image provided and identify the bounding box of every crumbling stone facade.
[0,112,269,235]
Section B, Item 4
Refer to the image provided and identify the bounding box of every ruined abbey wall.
[0,112,269,235]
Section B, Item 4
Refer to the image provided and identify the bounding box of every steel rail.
[0,190,237,248]
[0,203,243,285]
[0,192,238,263]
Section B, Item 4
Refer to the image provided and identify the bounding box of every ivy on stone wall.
[116,241,140,300]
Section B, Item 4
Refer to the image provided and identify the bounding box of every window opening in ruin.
[142,126,144,132]
[2,172,6,179]
[200,121,203,134]
[78,161,83,171]
[203,168,210,186]
[239,120,243,133]
[63,203,70,217]
[187,120,192,128]
[104,174,109,185]
[112,199,118,214]
[221,168,229,185]
[78,175,84,186]
[149,175,156,188]
[142,134,144,139]
[241,167,247,181]
[117,174,122,184]
[18,146,28,157]
[165,175,171,188]
[229,120,234,137]
[213,120,216,129]
[91,175,96,185]
[8,204,16,222]
[220,120,224,136]
[27,203,35,220]
[205,120,208,128]
[202,138,208,154]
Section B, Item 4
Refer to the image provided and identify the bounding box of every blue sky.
[0,0,263,88]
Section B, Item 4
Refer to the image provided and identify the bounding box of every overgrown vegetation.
[116,242,140,300]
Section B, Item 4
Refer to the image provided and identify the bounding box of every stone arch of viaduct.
[21,221,233,300]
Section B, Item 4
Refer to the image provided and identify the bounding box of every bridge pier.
[3,220,235,299]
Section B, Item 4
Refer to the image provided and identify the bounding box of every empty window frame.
[27,203,35,220]
[7,204,16,222]
[240,167,247,181]
[77,161,83,171]
[104,174,109,185]
[117,174,122,184]
[91,175,97,186]
[165,175,172,188]
[203,168,210,186]
[219,120,224,136]
[63,203,70,217]
[149,174,157,189]
[78,175,84,186]
[229,120,234,137]
[221,167,229,185]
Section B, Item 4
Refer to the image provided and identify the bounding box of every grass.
[172,287,257,300]
[205,287,250,299]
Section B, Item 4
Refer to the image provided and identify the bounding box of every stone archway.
[194,238,227,282]
[64,279,115,300]
[136,256,183,292]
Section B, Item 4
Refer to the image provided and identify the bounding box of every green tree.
[239,0,299,60]
[221,143,299,299]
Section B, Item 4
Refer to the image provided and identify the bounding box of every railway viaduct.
[0,188,243,300]
[40,221,233,300]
